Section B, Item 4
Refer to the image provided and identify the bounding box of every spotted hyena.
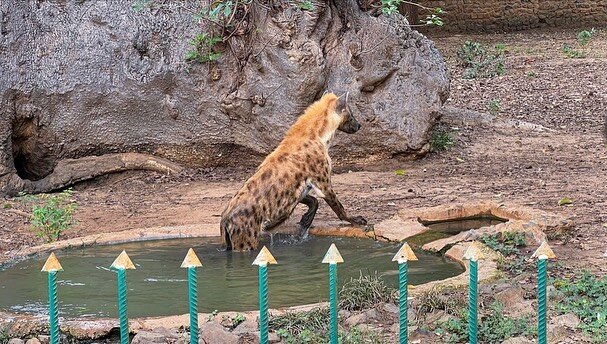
[220,92,367,251]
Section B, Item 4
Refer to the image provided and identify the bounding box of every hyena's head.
[334,93,361,134]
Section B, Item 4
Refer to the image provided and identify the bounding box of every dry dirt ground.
[1,29,606,272]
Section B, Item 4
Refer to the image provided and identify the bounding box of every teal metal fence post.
[322,243,344,344]
[392,243,418,344]
[181,248,203,344]
[110,250,136,344]
[532,242,556,344]
[41,252,63,344]
[463,241,484,344]
[253,246,277,344]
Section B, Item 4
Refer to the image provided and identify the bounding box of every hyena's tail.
[220,217,233,251]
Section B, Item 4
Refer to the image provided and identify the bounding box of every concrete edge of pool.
[1,200,573,340]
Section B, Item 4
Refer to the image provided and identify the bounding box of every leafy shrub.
[185,33,222,64]
[553,272,607,343]
[577,28,596,46]
[29,189,77,243]
[429,128,455,152]
[457,41,506,79]
[436,302,533,343]
[479,231,526,256]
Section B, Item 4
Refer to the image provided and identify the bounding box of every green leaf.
[558,197,573,206]
[455,157,465,163]
[395,169,406,176]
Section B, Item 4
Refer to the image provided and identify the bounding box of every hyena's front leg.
[315,182,367,225]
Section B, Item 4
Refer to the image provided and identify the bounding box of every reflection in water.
[0,236,464,318]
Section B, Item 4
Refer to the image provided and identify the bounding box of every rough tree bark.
[0,0,450,196]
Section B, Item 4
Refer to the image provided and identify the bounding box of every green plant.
[185,33,223,64]
[297,0,314,11]
[577,28,596,46]
[562,43,585,58]
[553,272,607,343]
[30,189,77,243]
[479,232,526,256]
[380,1,444,26]
[0,325,9,344]
[436,302,533,343]
[271,308,382,344]
[429,128,455,152]
[3,203,11,209]
[394,169,406,176]
[487,99,501,116]
[233,313,246,326]
[457,41,506,79]
[339,271,396,311]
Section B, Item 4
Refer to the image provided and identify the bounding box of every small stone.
[36,336,49,344]
[364,308,379,320]
[338,309,351,318]
[200,321,239,344]
[553,313,580,329]
[345,313,367,327]
[25,339,41,344]
[501,336,533,344]
[382,303,399,314]
[233,319,259,335]
[8,339,24,344]
[269,331,281,343]
[131,328,179,344]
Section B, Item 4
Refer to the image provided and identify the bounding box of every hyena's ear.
[336,92,348,112]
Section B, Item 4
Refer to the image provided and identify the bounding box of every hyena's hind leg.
[298,195,319,236]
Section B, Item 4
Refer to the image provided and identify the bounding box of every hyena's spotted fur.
[220,93,367,251]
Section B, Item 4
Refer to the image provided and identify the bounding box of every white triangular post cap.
[532,241,556,260]
[392,242,418,263]
[41,252,64,272]
[252,246,277,266]
[181,248,203,268]
[322,243,344,264]
[110,250,136,270]
[463,241,485,262]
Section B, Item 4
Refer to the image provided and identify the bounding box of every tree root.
[1,153,183,196]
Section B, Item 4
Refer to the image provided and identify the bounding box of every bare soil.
[1,27,606,271]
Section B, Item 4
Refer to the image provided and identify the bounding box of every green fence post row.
[41,252,63,344]
[392,243,418,344]
[532,241,556,344]
[463,241,485,344]
[181,248,203,344]
[322,243,344,344]
[253,246,277,344]
[110,250,136,344]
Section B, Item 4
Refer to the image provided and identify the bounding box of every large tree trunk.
[0,0,449,196]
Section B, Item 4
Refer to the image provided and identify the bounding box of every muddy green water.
[406,216,507,247]
[0,237,464,319]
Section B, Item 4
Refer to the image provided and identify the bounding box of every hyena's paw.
[348,216,367,226]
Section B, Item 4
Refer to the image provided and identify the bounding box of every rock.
[363,308,379,321]
[338,309,351,318]
[382,303,399,315]
[131,327,180,344]
[36,336,49,344]
[199,321,239,344]
[0,1,449,196]
[233,319,259,335]
[8,339,24,344]
[553,313,580,329]
[501,336,533,344]
[24,339,40,344]
[269,331,281,343]
[345,313,367,327]
[494,286,533,317]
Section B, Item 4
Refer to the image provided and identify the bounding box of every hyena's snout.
[339,114,362,134]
